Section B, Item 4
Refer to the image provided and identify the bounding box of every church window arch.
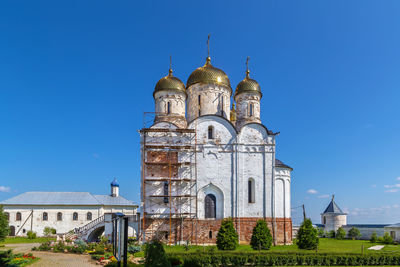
[16,212,21,221]
[167,101,171,114]
[57,212,62,221]
[208,126,214,139]
[43,212,48,221]
[87,212,92,220]
[249,103,254,117]
[205,194,216,218]
[198,95,201,116]
[248,178,255,203]
[73,212,78,221]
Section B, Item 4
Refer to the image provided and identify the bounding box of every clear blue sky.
[0,1,399,225]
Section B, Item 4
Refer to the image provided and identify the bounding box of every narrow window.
[221,96,224,115]
[198,95,201,116]
[4,212,9,221]
[167,102,171,114]
[22,229,26,233]
[163,181,169,204]
[57,212,63,221]
[87,212,92,220]
[165,232,169,240]
[249,103,254,117]
[209,230,213,239]
[73,212,78,221]
[16,212,21,221]
[208,126,214,139]
[43,212,48,221]
[248,179,255,203]
[323,216,326,225]
[205,194,216,218]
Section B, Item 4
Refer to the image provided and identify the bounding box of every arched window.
[167,102,171,114]
[73,212,78,221]
[323,216,326,225]
[4,212,9,221]
[198,95,201,116]
[87,212,92,220]
[163,181,169,204]
[43,212,48,221]
[221,96,224,115]
[248,178,255,203]
[249,103,254,117]
[16,212,21,221]
[208,126,214,139]
[209,230,213,239]
[205,194,216,219]
[57,212,62,221]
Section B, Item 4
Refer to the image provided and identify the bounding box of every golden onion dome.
[234,69,262,98]
[186,57,231,93]
[153,69,186,98]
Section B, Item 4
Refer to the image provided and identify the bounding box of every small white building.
[0,179,138,238]
[321,195,347,232]
[384,223,400,242]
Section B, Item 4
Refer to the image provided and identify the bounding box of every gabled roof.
[322,196,346,215]
[0,192,136,207]
[385,223,400,228]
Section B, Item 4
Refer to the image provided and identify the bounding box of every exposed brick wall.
[141,217,292,245]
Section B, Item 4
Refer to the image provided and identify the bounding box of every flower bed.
[0,250,38,267]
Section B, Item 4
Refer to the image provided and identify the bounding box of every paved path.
[4,243,98,267]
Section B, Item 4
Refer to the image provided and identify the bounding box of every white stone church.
[140,53,293,244]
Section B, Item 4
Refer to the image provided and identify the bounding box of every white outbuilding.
[321,195,347,232]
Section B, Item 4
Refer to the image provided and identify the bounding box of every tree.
[328,230,336,238]
[250,220,272,250]
[336,227,346,240]
[382,232,393,244]
[43,227,56,237]
[348,227,361,240]
[296,218,319,250]
[144,239,171,267]
[370,231,378,243]
[317,227,325,238]
[216,218,238,250]
[0,205,9,242]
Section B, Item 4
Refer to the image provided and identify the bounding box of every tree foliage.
[296,218,319,250]
[370,232,378,243]
[216,218,238,250]
[347,227,361,240]
[250,220,272,250]
[145,239,171,267]
[328,230,336,238]
[336,227,346,240]
[382,232,393,244]
[0,205,9,242]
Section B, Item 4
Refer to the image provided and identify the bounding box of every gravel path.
[4,243,98,267]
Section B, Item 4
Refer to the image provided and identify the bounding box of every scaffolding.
[140,112,197,245]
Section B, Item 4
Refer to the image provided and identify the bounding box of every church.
[140,50,293,245]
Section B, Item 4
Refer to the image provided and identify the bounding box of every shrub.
[216,218,238,250]
[145,239,171,267]
[168,255,182,266]
[0,206,9,242]
[43,227,56,236]
[296,218,319,250]
[348,227,361,240]
[328,230,335,238]
[317,227,325,238]
[370,231,378,243]
[382,232,393,244]
[35,242,51,251]
[336,227,346,240]
[250,220,272,250]
[127,245,141,254]
[27,231,36,239]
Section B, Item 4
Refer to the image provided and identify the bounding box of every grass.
[159,238,400,255]
[0,236,56,244]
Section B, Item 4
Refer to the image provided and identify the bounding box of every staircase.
[74,215,105,238]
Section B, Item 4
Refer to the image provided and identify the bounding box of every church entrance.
[205,194,216,218]
[9,226,15,236]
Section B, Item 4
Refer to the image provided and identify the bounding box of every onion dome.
[111,178,119,187]
[234,69,262,98]
[187,57,231,92]
[153,68,186,98]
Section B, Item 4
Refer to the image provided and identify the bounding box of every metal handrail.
[74,215,105,234]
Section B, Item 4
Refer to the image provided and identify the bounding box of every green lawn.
[0,237,55,244]
[159,238,400,255]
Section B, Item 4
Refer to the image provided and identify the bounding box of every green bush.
[0,249,13,266]
[328,230,336,238]
[167,255,182,266]
[336,227,346,240]
[317,228,325,237]
[145,239,171,267]
[370,231,378,243]
[127,245,141,254]
[169,252,400,266]
[27,231,37,239]
[382,232,393,244]
[43,227,56,236]
[348,227,361,240]
[216,218,238,250]
[250,220,272,250]
[296,218,319,250]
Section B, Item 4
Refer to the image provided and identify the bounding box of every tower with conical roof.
[153,57,187,128]
[321,195,347,232]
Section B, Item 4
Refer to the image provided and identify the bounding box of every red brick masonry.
[142,217,292,245]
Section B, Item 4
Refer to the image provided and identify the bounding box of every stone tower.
[153,66,187,128]
[321,195,347,232]
[234,58,262,130]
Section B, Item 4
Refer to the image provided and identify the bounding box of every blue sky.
[0,1,399,225]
